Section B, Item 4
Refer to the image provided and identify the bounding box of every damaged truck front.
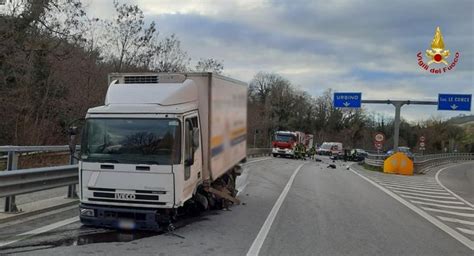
[79,73,247,230]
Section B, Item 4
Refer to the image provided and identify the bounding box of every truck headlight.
[80,208,95,217]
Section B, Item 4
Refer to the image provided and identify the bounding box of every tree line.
[0,0,222,145]
[247,72,474,153]
[0,1,471,153]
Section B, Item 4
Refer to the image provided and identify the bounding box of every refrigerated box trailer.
[79,73,247,230]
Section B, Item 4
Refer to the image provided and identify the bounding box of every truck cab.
[79,73,247,230]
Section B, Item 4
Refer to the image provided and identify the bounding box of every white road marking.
[400,195,465,205]
[391,188,451,196]
[349,166,474,250]
[457,228,474,235]
[395,191,456,200]
[379,182,446,191]
[245,158,271,165]
[0,216,79,248]
[381,183,446,192]
[438,216,474,226]
[236,167,250,197]
[246,163,305,256]
[410,201,473,210]
[373,179,440,188]
[0,205,78,230]
[421,207,474,218]
[436,165,474,209]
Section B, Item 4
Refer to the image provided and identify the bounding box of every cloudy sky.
[84,0,473,122]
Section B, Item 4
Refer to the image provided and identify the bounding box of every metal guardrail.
[0,145,79,212]
[247,148,272,158]
[0,145,79,153]
[364,153,386,167]
[0,146,271,213]
[413,153,474,174]
[0,165,78,198]
[364,152,474,173]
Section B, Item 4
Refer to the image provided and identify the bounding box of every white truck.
[79,73,247,230]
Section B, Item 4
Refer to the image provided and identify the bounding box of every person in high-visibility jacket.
[294,143,306,160]
[308,146,316,159]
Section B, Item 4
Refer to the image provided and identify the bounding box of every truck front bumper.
[79,203,162,231]
[272,148,294,157]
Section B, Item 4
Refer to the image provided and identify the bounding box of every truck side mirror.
[192,128,200,148]
[184,158,194,167]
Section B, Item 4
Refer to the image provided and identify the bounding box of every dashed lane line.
[349,166,474,250]
[246,163,306,256]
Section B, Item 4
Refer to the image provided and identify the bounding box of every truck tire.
[273,154,277,157]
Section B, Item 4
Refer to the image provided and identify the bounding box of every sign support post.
[334,92,471,153]
[361,100,437,151]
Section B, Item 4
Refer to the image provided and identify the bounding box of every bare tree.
[151,34,190,72]
[101,0,156,72]
[195,58,224,73]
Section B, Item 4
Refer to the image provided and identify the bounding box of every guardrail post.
[67,153,78,198]
[4,151,19,212]
[67,127,78,199]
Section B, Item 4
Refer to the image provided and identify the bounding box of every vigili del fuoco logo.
[417,26,460,74]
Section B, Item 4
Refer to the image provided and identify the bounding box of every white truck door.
[183,115,202,199]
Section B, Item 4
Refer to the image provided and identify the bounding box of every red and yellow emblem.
[416,26,459,74]
[425,27,450,65]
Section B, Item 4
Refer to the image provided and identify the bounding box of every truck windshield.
[81,118,181,165]
[275,134,295,142]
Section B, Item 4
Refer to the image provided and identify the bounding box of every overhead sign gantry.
[333,92,472,150]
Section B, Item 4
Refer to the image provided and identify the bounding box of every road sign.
[334,92,362,108]
[419,136,425,142]
[375,143,383,150]
[375,132,385,142]
[438,94,472,111]
[420,142,425,147]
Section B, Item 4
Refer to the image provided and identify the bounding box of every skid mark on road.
[350,166,474,250]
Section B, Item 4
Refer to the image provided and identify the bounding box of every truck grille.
[89,198,166,205]
[93,192,159,201]
[88,187,166,206]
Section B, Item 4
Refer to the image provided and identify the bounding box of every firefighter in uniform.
[308,146,316,160]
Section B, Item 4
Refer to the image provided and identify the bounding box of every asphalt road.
[0,157,473,255]
[438,162,474,205]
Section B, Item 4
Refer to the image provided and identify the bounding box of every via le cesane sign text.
[334,92,362,108]
[438,94,472,111]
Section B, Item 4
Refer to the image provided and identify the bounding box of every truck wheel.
[273,154,277,157]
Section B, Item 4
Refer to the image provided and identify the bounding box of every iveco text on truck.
[79,73,247,230]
